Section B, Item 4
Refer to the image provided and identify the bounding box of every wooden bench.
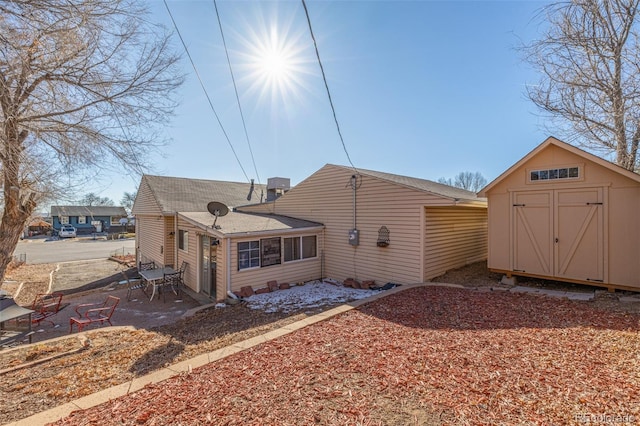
[69,295,120,333]
[30,293,64,326]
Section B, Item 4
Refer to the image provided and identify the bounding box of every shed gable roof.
[478,136,640,196]
[137,175,267,214]
[51,206,127,217]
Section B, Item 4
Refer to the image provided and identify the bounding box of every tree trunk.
[0,208,31,283]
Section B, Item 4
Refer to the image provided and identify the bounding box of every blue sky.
[85,0,552,206]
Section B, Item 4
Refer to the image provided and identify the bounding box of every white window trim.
[60,216,69,225]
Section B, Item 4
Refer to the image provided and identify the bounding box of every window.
[302,236,317,258]
[178,230,188,252]
[284,236,317,262]
[530,166,580,182]
[110,216,120,226]
[238,241,260,270]
[261,237,281,267]
[284,237,300,262]
[78,216,86,224]
[60,216,69,225]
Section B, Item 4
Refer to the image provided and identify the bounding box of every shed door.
[554,188,604,282]
[512,188,605,282]
[512,191,553,276]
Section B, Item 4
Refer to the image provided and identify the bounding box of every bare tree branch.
[524,0,640,170]
[0,0,184,282]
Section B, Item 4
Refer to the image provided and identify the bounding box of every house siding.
[136,215,166,268]
[132,177,162,216]
[424,207,488,279]
[175,220,200,293]
[240,165,487,286]
[227,231,324,294]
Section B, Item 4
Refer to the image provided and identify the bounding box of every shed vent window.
[530,166,579,182]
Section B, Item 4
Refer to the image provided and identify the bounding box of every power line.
[301,0,357,172]
[163,0,250,182]
[213,0,262,187]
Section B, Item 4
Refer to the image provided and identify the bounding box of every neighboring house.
[134,168,488,302]
[239,164,488,288]
[50,206,128,234]
[478,136,640,291]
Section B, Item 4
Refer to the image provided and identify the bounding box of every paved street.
[13,236,135,264]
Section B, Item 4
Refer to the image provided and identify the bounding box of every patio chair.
[161,271,182,302]
[69,295,120,333]
[30,293,64,326]
[120,271,147,301]
[178,261,188,285]
[138,261,156,271]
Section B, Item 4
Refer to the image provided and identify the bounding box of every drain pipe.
[226,237,232,299]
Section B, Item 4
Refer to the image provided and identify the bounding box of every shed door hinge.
[513,204,526,207]
[586,278,604,282]
[586,202,603,205]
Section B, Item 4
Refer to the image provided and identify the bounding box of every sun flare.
[235,10,315,109]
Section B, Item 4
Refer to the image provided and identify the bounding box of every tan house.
[239,164,488,287]
[479,136,640,291]
[134,166,488,302]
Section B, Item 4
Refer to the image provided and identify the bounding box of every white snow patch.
[244,280,376,313]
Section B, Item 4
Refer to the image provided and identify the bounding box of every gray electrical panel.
[348,229,359,246]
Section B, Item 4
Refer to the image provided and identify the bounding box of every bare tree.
[79,193,115,207]
[120,190,136,214]
[0,0,183,281]
[438,171,487,193]
[524,0,640,171]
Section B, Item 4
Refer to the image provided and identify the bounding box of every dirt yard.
[52,286,640,425]
[1,261,639,424]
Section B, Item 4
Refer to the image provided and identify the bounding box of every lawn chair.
[120,271,147,301]
[161,271,182,302]
[30,293,64,326]
[69,295,120,333]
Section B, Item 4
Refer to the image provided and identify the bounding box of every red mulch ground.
[52,286,640,426]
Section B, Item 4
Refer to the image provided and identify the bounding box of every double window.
[284,236,317,262]
[237,235,317,270]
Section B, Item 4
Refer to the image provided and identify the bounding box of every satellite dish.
[207,202,229,229]
[207,201,229,217]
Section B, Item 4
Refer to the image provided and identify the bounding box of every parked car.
[58,225,77,238]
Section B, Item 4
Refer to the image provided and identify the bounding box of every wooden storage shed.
[479,136,640,291]
[239,164,488,285]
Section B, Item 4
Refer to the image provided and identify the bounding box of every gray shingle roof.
[330,165,483,201]
[143,175,268,213]
[51,206,127,217]
[179,211,323,236]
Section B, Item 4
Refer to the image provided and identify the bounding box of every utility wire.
[213,0,262,187]
[301,0,357,172]
[163,0,250,182]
